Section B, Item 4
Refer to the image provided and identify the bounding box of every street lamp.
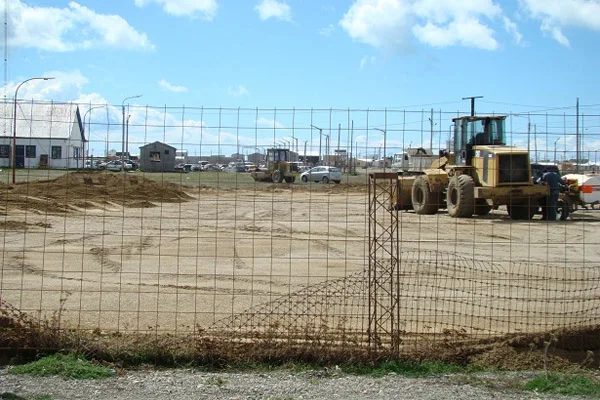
[289,137,299,153]
[373,128,387,171]
[82,105,106,166]
[13,77,55,184]
[121,95,142,172]
[553,138,560,164]
[310,125,323,164]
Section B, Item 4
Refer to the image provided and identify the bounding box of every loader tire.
[474,198,492,216]
[446,174,474,218]
[272,170,284,183]
[411,175,440,215]
[284,176,295,183]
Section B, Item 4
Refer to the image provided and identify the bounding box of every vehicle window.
[331,168,340,172]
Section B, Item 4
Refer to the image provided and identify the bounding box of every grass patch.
[523,373,600,398]
[0,394,53,400]
[9,354,114,380]
[203,377,228,386]
[343,360,478,378]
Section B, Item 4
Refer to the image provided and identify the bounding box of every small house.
[139,141,176,172]
[0,101,85,169]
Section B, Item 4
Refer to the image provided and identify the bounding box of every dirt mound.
[0,172,193,213]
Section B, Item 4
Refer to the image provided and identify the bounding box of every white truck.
[391,148,439,175]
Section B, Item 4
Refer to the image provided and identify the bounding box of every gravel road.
[0,368,577,400]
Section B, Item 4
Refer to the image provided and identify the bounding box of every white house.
[0,101,85,169]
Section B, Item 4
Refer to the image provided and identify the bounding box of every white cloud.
[413,17,498,50]
[255,0,292,22]
[134,0,218,20]
[159,79,188,93]
[519,0,600,46]
[340,0,414,50]
[503,17,523,45]
[541,20,570,46]
[319,24,335,37]
[228,85,249,97]
[9,0,154,52]
[359,55,376,70]
[256,117,286,129]
[340,0,506,51]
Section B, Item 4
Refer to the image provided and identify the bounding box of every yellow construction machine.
[394,115,548,219]
[250,148,299,183]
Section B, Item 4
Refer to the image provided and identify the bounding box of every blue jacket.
[539,171,563,194]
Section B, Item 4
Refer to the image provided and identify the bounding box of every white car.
[105,160,132,172]
[300,166,342,184]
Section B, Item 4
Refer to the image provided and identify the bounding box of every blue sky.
[4,0,600,159]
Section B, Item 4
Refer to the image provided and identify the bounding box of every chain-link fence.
[1,101,599,361]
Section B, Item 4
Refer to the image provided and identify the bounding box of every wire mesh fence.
[1,101,599,361]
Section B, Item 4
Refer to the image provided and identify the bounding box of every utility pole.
[303,140,307,165]
[462,95,483,116]
[337,123,341,167]
[429,108,434,153]
[576,97,580,173]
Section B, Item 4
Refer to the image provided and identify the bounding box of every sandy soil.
[0,172,599,339]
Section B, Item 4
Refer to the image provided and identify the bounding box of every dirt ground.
[0,172,599,340]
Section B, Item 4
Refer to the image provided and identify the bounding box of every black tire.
[301,175,308,183]
[446,175,475,218]
[474,198,492,216]
[272,170,284,183]
[284,176,294,183]
[507,200,537,220]
[411,175,439,215]
[557,198,569,221]
[333,180,341,184]
[322,176,330,184]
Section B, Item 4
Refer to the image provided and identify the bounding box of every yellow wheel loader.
[394,115,548,219]
[250,148,299,183]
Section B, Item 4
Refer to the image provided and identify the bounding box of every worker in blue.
[536,168,563,220]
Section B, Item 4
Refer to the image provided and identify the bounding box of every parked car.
[300,166,342,184]
[174,163,186,171]
[124,159,139,170]
[105,160,131,172]
[182,164,200,172]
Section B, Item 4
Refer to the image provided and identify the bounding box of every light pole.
[322,132,330,165]
[121,95,142,172]
[553,138,560,164]
[373,128,387,170]
[311,125,323,165]
[82,105,106,166]
[13,77,55,184]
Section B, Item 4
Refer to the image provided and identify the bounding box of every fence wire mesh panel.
[1,101,600,361]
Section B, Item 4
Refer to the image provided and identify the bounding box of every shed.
[0,101,84,169]
[139,141,176,172]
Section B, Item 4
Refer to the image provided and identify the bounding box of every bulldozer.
[394,115,549,219]
[250,148,299,183]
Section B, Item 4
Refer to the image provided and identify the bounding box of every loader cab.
[265,148,290,165]
[452,116,506,166]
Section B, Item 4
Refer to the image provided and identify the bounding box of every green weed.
[9,354,114,380]
[203,377,228,386]
[344,360,478,377]
[523,373,600,398]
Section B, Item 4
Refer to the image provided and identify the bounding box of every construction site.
[0,105,599,370]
